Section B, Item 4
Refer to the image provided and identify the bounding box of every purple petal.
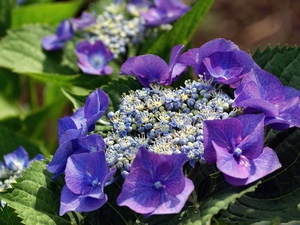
[65,151,109,196]
[4,146,29,171]
[203,118,242,164]
[59,185,107,216]
[190,38,258,84]
[58,107,87,144]
[117,147,190,215]
[47,134,105,179]
[284,85,300,99]
[41,35,66,51]
[120,56,137,75]
[236,114,265,159]
[203,52,244,82]
[73,134,106,153]
[149,178,194,215]
[56,19,74,40]
[224,147,281,186]
[42,20,74,51]
[214,141,250,179]
[84,88,109,131]
[71,12,96,30]
[117,168,159,214]
[178,48,198,67]
[266,96,300,129]
[168,44,187,83]
[120,55,169,87]
[75,40,114,75]
[127,0,152,16]
[234,69,286,109]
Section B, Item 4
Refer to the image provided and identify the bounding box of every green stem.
[105,201,128,225]
[188,161,200,181]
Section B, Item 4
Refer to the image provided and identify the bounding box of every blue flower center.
[89,55,104,69]
[91,178,99,187]
[154,181,163,189]
[233,148,242,157]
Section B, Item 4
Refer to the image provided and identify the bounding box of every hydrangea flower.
[129,0,190,26]
[179,38,259,88]
[120,44,187,87]
[0,146,44,191]
[127,0,152,16]
[42,19,74,51]
[59,151,116,215]
[47,134,106,180]
[117,147,194,215]
[75,40,114,75]
[71,12,96,30]
[58,88,109,144]
[203,114,281,186]
[233,68,300,130]
[4,146,29,172]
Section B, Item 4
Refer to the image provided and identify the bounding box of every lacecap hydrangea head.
[104,76,236,173]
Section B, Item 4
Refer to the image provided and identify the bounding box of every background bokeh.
[191,0,300,53]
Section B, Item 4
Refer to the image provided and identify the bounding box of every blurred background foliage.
[192,0,300,53]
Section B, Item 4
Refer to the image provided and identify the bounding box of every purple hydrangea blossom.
[117,147,194,215]
[127,0,152,16]
[71,12,96,30]
[42,19,74,51]
[59,151,116,215]
[203,114,282,186]
[4,146,29,171]
[58,88,109,145]
[233,69,300,130]
[130,0,190,27]
[75,40,114,75]
[120,44,187,87]
[178,38,259,88]
[1,146,44,176]
[47,134,106,180]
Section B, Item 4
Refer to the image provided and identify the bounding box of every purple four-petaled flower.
[233,68,300,130]
[47,134,106,180]
[179,38,259,88]
[120,44,187,87]
[58,88,109,145]
[59,151,116,215]
[71,12,96,30]
[75,40,114,75]
[117,147,194,215]
[42,19,74,51]
[129,0,190,26]
[203,114,282,186]
[1,146,44,175]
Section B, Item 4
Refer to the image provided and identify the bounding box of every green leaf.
[0,24,75,74]
[142,0,214,58]
[0,0,11,37]
[0,205,23,225]
[0,126,41,158]
[0,159,83,225]
[0,94,68,155]
[0,68,20,100]
[252,45,300,90]
[12,0,84,27]
[220,128,300,223]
